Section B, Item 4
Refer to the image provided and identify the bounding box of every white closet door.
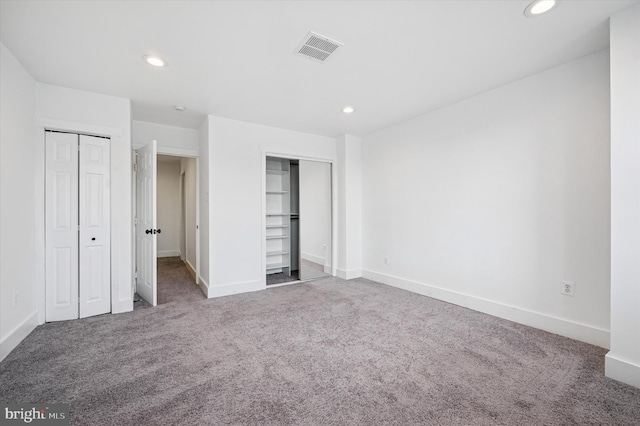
[136,140,157,306]
[45,132,79,321]
[79,135,111,318]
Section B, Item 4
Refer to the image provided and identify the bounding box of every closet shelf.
[266,191,289,194]
[266,225,289,228]
[267,250,289,256]
[266,262,290,269]
[266,170,288,175]
[266,213,290,216]
[266,235,290,240]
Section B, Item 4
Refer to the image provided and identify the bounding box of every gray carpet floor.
[1,257,640,425]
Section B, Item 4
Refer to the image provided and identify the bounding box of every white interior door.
[136,140,157,306]
[45,132,79,321]
[79,135,111,318]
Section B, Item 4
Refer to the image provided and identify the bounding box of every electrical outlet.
[323,244,326,251]
[384,256,389,265]
[562,281,575,297]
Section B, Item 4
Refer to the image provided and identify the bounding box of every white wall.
[337,135,363,279]
[0,43,39,361]
[157,159,181,257]
[361,50,611,348]
[300,160,332,267]
[35,83,133,315]
[181,157,198,272]
[606,3,640,389]
[208,115,335,297]
[198,117,211,294]
[132,120,198,156]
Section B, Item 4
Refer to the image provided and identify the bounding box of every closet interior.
[265,156,332,286]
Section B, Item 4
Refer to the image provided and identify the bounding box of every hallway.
[157,257,205,304]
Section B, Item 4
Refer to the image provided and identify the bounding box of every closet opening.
[44,130,111,321]
[265,156,333,286]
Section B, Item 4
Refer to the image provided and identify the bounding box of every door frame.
[260,147,337,289]
[132,147,200,298]
[36,119,125,325]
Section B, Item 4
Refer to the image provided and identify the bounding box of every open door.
[136,140,157,306]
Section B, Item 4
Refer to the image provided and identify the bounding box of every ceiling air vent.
[295,31,343,63]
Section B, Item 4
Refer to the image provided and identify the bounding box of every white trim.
[337,268,362,280]
[184,259,197,280]
[362,269,610,349]
[157,250,180,258]
[39,118,123,138]
[195,158,200,288]
[133,143,198,158]
[605,353,640,389]
[198,276,209,297]
[208,280,263,298]
[0,311,38,362]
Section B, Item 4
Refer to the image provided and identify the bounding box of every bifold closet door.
[78,134,111,318]
[45,132,111,321]
[46,132,80,321]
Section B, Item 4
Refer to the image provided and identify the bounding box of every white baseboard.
[198,276,209,298]
[158,250,180,258]
[362,269,610,349]
[302,252,326,266]
[337,268,362,280]
[184,259,197,281]
[0,311,39,362]
[606,353,640,389]
[207,280,264,298]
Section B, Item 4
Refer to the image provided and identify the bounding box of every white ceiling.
[1,0,637,137]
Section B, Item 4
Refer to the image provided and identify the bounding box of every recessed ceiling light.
[342,106,354,114]
[175,105,185,111]
[143,55,166,67]
[524,0,558,17]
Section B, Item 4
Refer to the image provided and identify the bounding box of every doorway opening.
[133,144,201,308]
[155,154,200,304]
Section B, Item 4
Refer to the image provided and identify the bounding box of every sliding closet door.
[45,132,80,321]
[78,135,111,318]
[299,160,332,280]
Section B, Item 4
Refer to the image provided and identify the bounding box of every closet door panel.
[45,132,79,321]
[79,135,111,318]
[299,160,332,280]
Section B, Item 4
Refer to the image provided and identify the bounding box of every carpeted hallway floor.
[1,258,640,425]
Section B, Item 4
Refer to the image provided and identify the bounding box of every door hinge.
[133,163,138,172]
[134,217,138,225]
